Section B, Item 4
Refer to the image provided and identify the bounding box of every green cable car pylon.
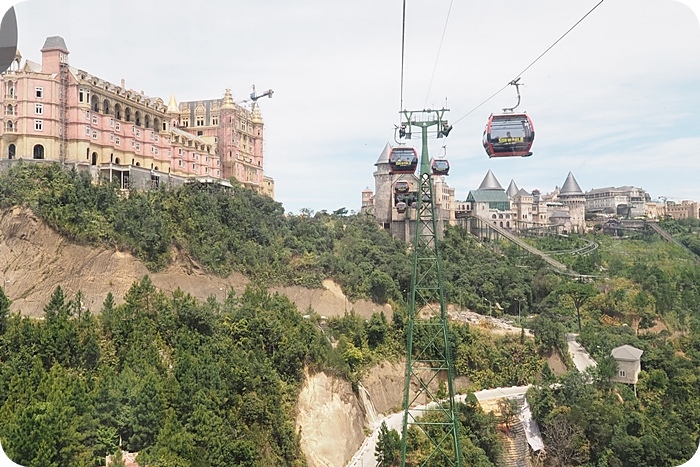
[399,108,462,466]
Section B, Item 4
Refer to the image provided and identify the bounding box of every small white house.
[610,344,643,385]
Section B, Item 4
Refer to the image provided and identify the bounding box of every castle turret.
[373,142,393,228]
[557,171,586,233]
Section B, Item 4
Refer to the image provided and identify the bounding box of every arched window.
[33,144,44,160]
[91,152,98,165]
[103,99,111,115]
[114,103,122,120]
[125,107,132,122]
[8,144,15,159]
[92,94,100,112]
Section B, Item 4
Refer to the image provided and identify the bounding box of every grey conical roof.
[375,142,391,165]
[559,172,583,196]
[506,179,519,198]
[478,170,504,190]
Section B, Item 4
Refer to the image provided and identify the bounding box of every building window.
[115,122,121,131]
[193,164,197,170]
[93,131,98,139]
[110,118,114,127]
[35,87,43,98]
[86,110,90,120]
[92,116,98,125]
[34,120,43,131]
[212,116,219,125]
[110,133,114,142]
[115,137,120,145]
[79,88,85,103]
[178,148,183,155]
[86,126,91,135]
[196,116,204,126]
[35,103,43,115]
[618,370,626,378]
[131,140,135,148]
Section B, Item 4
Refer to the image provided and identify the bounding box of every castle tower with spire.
[557,171,586,233]
[465,170,515,227]
[372,142,394,228]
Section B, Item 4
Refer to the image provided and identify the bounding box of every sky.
[6,0,700,214]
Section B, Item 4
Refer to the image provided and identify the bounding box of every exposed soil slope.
[0,207,391,319]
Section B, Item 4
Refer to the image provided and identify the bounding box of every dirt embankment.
[0,207,391,319]
[296,371,367,467]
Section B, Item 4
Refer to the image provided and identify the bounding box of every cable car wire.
[452,0,606,125]
[423,0,454,109]
[399,0,407,113]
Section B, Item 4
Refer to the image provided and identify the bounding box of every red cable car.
[483,113,535,158]
[431,158,450,176]
[389,146,418,174]
[394,180,410,194]
[482,78,535,158]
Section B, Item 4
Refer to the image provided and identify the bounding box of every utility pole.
[400,108,461,467]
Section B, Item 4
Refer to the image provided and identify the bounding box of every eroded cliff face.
[296,361,472,467]
[296,371,366,467]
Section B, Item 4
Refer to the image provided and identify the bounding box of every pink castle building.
[0,36,273,197]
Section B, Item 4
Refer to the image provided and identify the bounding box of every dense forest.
[0,163,699,466]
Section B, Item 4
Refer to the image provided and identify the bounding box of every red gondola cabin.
[389,146,418,174]
[483,113,535,158]
[394,180,410,194]
[431,158,450,176]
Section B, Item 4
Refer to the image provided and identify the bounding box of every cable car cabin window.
[396,202,407,213]
[484,113,535,158]
[389,147,418,174]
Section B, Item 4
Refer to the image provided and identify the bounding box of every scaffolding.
[58,62,68,163]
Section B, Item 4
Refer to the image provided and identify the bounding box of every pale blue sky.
[8,0,700,214]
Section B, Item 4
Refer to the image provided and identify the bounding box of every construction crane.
[250,84,274,102]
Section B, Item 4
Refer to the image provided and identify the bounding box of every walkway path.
[475,216,568,271]
[566,333,597,372]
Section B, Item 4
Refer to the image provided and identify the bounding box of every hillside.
[0,206,390,319]
[1,163,699,466]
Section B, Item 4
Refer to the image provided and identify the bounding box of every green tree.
[375,421,401,466]
[0,286,10,335]
[557,281,597,332]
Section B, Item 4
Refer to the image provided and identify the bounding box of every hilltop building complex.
[360,143,693,238]
[0,36,273,197]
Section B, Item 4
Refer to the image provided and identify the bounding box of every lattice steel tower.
[399,108,461,466]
